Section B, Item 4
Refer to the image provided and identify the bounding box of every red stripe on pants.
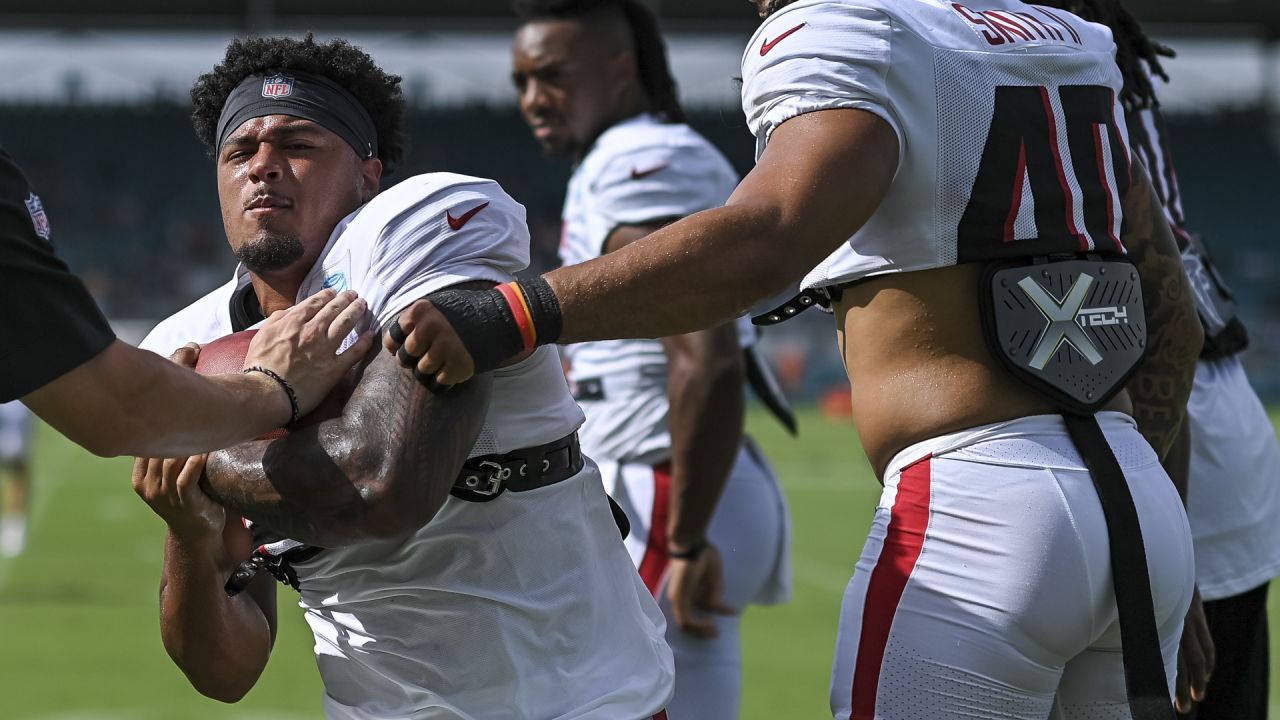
[652,711,668,720]
[850,455,933,719]
[638,462,673,594]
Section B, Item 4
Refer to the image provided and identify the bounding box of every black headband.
[216,70,378,161]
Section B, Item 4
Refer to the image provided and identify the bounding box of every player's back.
[741,0,1136,474]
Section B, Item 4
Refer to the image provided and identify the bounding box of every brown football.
[194,329,357,439]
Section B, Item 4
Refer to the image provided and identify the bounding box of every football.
[195,329,356,439]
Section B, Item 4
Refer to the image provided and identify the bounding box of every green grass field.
[0,409,1276,719]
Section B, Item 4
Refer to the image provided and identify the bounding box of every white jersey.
[1184,345,1280,601]
[559,114,741,463]
[1125,85,1278,600]
[741,0,1131,290]
[143,173,673,719]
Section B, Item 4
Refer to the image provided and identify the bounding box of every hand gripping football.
[194,329,356,439]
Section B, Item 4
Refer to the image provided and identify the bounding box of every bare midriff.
[834,263,1132,479]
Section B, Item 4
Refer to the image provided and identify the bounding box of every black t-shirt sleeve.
[0,148,115,402]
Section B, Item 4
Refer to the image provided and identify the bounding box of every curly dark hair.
[190,34,406,174]
[513,0,686,123]
[1038,0,1174,111]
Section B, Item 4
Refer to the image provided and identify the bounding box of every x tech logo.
[1018,274,1103,370]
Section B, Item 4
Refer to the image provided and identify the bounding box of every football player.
[132,35,673,720]
[0,148,368,458]
[1042,1,1280,717]
[0,401,34,556]
[512,1,792,716]
[390,0,1204,716]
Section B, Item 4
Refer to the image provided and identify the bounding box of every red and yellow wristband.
[416,276,563,379]
[495,281,537,352]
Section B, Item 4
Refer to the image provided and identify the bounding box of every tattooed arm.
[200,342,493,547]
[1122,157,1203,460]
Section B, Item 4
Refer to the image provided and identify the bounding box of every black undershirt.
[229,281,266,333]
[0,148,115,402]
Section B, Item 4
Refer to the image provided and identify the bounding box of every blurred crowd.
[3,102,1278,403]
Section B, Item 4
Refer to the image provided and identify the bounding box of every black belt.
[453,433,629,538]
[451,433,584,502]
[226,434,601,597]
[1063,414,1173,719]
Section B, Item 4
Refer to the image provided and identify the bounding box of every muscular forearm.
[1161,416,1192,502]
[548,109,899,346]
[663,327,745,550]
[159,532,271,702]
[25,340,290,458]
[202,358,491,546]
[388,111,898,387]
[1123,163,1203,458]
[551,204,798,343]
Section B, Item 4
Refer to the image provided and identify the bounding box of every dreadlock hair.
[755,0,801,18]
[1037,0,1174,110]
[512,0,686,123]
[191,34,406,174]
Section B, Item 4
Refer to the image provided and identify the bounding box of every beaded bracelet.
[243,366,300,426]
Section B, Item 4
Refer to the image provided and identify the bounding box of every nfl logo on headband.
[261,74,294,98]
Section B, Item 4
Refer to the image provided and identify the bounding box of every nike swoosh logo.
[630,164,668,180]
[760,22,806,56]
[446,201,490,231]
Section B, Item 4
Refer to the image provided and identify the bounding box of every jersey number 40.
[958,84,1130,262]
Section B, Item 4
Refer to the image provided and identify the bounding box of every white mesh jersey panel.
[740,0,1126,289]
[559,115,739,463]
[1013,165,1038,240]
[934,48,1125,260]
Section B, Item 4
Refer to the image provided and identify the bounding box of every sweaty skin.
[391,108,1200,480]
[838,160,1195,476]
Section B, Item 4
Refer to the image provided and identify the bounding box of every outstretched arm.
[25,289,371,458]
[201,343,493,547]
[387,108,899,384]
[1121,158,1203,459]
[553,109,897,342]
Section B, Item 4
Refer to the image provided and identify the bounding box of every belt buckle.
[461,460,506,497]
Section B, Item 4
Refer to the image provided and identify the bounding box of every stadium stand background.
[2,0,1279,404]
[2,102,1277,402]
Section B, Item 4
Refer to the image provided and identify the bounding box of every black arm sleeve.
[0,148,115,402]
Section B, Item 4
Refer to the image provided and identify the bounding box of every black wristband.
[518,276,564,346]
[425,276,565,375]
[243,366,300,425]
[426,287,525,375]
[668,540,708,562]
